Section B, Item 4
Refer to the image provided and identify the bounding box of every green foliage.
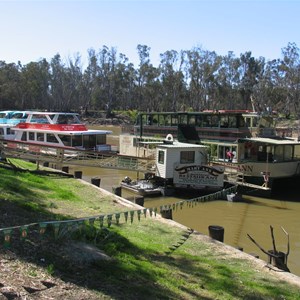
[124,109,139,123]
[46,264,55,276]
[2,42,299,116]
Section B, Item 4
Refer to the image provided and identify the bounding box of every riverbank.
[1,161,300,299]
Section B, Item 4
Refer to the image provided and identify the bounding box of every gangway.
[0,140,156,173]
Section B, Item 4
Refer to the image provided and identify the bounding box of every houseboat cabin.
[0,111,14,124]
[1,111,112,152]
[155,135,225,191]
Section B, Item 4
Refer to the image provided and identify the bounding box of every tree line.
[0,42,299,118]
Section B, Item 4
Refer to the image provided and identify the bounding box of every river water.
[69,125,300,277]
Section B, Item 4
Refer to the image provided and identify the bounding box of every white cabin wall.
[165,148,179,178]
[155,146,208,179]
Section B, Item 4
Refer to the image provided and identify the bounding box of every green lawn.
[1,160,300,299]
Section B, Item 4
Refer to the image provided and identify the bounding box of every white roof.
[240,137,300,145]
[157,141,208,149]
[13,128,112,135]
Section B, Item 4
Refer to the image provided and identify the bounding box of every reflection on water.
[70,126,300,276]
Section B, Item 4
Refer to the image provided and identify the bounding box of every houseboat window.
[211,115,219,127]
[220,116,228,128]
[218,146,237,161]
[57,114,81,125]
[171,115,178,126]
[179,114,188,125]
[188,115,196,125]
[252,117,258,127]
[257,145,273,162]
[145,115,151,125]
[21,132,26,141]
[37,133,44,141]
[284,145,293,160]
[164,115,171,126]
[31,114,48,124]
[237,116,245,127]
[46,133,59,143]
[228,116,237,128]
[195,115,202,126]
[59,135,71,146]
[83,135,97,149]
[29,132,35,141]
[96,135,106,144]
[180,151,195,163]
[202,115,211,127]
[244,117,251,127]
[0,128,3,135]
[158,150,165,164]
[72,135,83,147]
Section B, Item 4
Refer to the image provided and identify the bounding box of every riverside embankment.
[1,161,300,299]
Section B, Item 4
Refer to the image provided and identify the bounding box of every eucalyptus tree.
[49,54,65,111]
[184,47,221,111]
[250,58,284,113]
[49,53,83,111]
[113,53,136,111]
[20,59,50,110]
[238,51,263,110]
[0,61,22,109]
[159,50,186,111]
[214,51,241,109]
[277,42,300,117]
[64,53,83,111]
[136,44,160,111]
[80,48,100,113]
[95,46,120,116]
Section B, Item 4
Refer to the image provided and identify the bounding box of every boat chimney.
[164,134,174,144]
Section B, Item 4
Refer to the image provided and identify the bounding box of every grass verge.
[0,160,300,299]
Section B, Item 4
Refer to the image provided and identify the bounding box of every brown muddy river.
[69,125,300,276]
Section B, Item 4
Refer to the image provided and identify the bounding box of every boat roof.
[157,140,208,149]
[23,111,79,115]
[239,137,300,145]
[13,128,112,135]
[0,110,14,114]
[138,110,264,116]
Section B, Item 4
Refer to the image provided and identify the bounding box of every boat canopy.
[238,137,300,145]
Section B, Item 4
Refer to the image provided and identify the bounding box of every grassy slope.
[0,160,300,299]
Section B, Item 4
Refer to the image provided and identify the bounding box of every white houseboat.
[0,111,112,152]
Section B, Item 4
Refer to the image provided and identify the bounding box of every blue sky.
[1,0,299,68]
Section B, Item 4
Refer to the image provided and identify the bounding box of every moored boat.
[120,110,300,195]
[121,176,162,196]
[0,111,113,153]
